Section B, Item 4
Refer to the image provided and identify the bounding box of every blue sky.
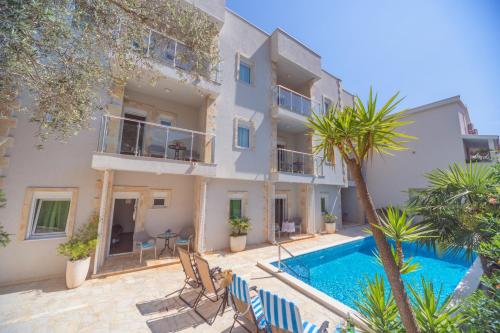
[226,0,500,135]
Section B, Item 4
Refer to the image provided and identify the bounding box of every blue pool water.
[271,237,474,310]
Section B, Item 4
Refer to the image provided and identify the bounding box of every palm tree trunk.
[347,160,420,333]
[396,242,404,269]
[479,254,490,277]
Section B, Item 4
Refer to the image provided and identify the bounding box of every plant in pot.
[228,216,251,252]
[323,213,337,234]
[57,214,98,289]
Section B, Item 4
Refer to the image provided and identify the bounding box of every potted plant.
[228,216,251,252]
[57,215,98,289]
[323,213,337,234]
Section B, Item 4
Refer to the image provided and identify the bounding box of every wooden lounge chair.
[258,289,329,333]
[228,274,267,332]
[193,254,225,325]
[177,247,200,307]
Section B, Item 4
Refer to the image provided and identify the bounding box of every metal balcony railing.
[275,148,323,176]
[97,114,215,164]
[134,29,221,83]
[273,85,321,117]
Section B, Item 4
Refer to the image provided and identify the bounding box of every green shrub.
[228,216,251,237]
[57,214,98,261]
[322,213,337,223]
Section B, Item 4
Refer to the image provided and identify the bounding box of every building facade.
[366,96,499,208]
[0,2,353,285]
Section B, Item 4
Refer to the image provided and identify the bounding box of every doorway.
[120,113,146,155]
[275,196,288,230]
[109,197,137,255]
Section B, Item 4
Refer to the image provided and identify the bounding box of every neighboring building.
[0,1,353,285]
[366,95,499,208]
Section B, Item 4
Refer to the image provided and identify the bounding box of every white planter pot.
[66,257,91,289]
[325,222,336,234]
[230,235,247,252]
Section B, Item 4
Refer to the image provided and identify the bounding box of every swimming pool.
[270,236,475,310]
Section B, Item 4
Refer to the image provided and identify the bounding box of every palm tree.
[375,206,435,268]
[410,163,498,275]
[308,88,421,332]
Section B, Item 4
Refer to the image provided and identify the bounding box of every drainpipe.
[94,169,110,275]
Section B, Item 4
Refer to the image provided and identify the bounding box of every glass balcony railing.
[134,29,221,83]
[273,85,321,117]
[275,148,323,176]
[97,115,215,164]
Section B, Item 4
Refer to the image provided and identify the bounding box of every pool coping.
[257,234,483,333]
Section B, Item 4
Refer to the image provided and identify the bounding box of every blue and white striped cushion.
[302,321,319,333]
[259,289,304,333]
[251,295,267,329]
[229,274,250,303]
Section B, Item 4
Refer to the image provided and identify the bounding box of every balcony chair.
[258,289,329,333]
[228,274,268,332]
[174,226,195,253]
[193,254,225,325]
[133,231,157,264]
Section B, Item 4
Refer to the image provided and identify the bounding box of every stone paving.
[0,226,366,333]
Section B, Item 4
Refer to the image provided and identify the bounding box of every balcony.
[133,29,221,95]
[273,85,321,118]
[92,115,216,176]
[272,148,325,183]
[463,135,499,164]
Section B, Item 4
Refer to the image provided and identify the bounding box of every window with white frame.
[151,190,171,208]
[320,192,329,214]
[228,192,247,219]
[234,118,253,149]
[27,191,73,239]
[323,96,333,113]
[236,53,254,85]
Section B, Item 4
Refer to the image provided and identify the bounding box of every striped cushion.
[302,321,319,333]
[137,241,154,249]
[251,295,267,329]
[176,239,189,244]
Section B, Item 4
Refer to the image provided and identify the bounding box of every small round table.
[168,144,186,160]
[156,231,178,257]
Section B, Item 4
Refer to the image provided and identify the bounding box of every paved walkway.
[0,226,366,333]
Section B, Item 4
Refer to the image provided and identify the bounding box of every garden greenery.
[1,0,219,143]
[57,214,98,261]
[228,216,251,237]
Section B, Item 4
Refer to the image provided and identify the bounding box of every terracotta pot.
[325,222,336,234]
[230,235,247,252]
[66,257,90,289]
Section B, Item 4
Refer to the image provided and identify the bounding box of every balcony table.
[156,231,178,257]
[168,144,186,160]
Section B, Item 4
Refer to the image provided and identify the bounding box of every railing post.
[190,132,194,161]
[278,245,282,272]
[146,30,152,57]
[135,122,141,156]
[302,153,305,174]
[101,115,108,153]
[291,150,294,173]
[164,127,169,159]
[173,39,177,67]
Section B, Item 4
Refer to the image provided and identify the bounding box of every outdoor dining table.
[156,231,178,257]
[168,144,186,160]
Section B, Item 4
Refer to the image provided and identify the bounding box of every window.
[237,125,250,148]
[234,118,254,150]
[160,119,172,127]
[229,199,242,219]
[236,53,254,85]
[151,191,171,208]
[320,193,329,214]
[25,191,76,240]
[239,62,252,84]
[323,97,333,113]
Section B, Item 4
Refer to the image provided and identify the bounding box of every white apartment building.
[0,1,354,285]
[366,95,499,208]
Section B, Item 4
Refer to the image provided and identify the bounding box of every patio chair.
[177,247,201,307]
[228,274,267,333]
[258,289,329,333]
[174,226,195,253]
[193,254,225,325]
[291,217,302,234]
[133,231,157,264]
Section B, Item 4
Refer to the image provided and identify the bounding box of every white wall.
[366,102,467,208]
[203,178,266,251]
[314,185,342,233]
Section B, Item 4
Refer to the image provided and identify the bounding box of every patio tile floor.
[0,226,367,333]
